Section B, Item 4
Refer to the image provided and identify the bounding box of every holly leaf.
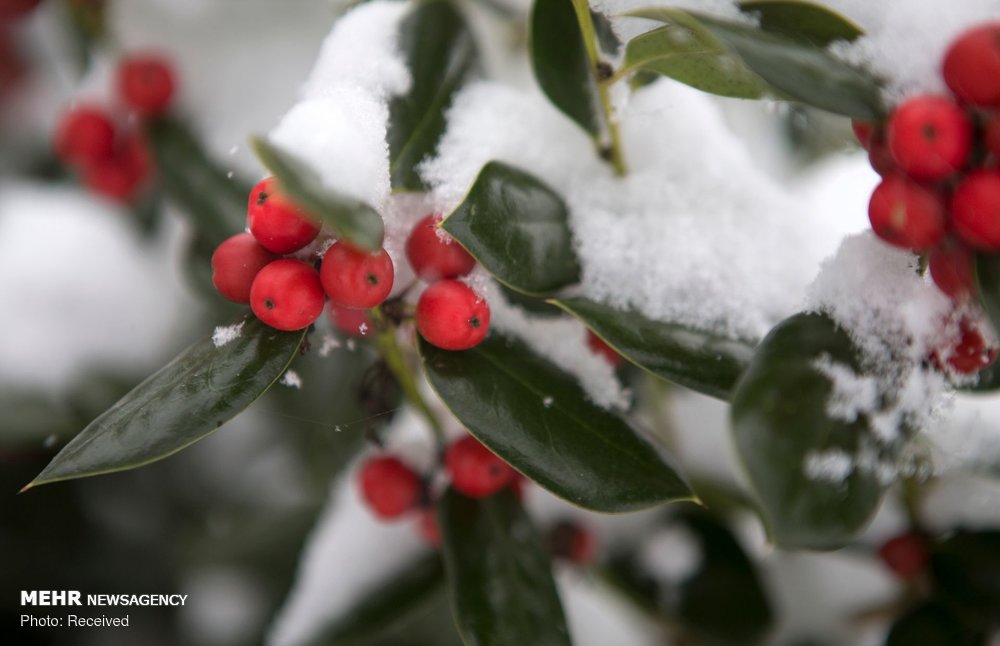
[739,0,864,47]
[251,137,384,251]
[442,161,581,296]
[146,117,248,245]
[419,334,694,512]
[551,297,754,400]
[626,8,885,120]
[440,488,571,646]
[620,10,768,99]
[531,0,603,139]
[310,554,444,645]
[24,317,305,489]
[729,313,884,550]
[389,0,478,191]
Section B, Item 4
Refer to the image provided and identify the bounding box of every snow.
[638,523,702,582]
[211,321,244,348]
[804,449,855,484]
[279,370,303,389]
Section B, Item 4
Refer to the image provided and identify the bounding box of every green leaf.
[24,317,305,489]
[932,530,1000,630]
[627,8,885,120]
[389,0,478,191]
[729,313,884,550]
[551,297,754,400]
[310,554,445,645]
[440,488,571,646]
[251,137,384,251]
[620,11,769,99]
[442,161,581,296]
[419,334,694,512]
[739,0,864,47]
[976,253,1000,339]
[146,118,248,245]
[531,0,603,139]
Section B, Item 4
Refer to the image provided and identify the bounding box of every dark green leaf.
[620,11,768,99]
[551,297,754,400]
[309,554,444,646]
[251,137,384,251]
[24,317,305,489]
[932,530,1000,630]
[442,161,581,295]
[440,488,570,646]
[886,601,984,646]
[419,334,694,512]
[730,313,884,550]
[628,8,885,120]
[146,118,248,245]
[531,0,603,138]
[739,0,864,47]
[591,8,622,55]
[976,253,1000,341]
[675,510,773,645]
[389,0,478,191]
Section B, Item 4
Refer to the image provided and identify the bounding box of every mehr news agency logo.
[20,590,188,628]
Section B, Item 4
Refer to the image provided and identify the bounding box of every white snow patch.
[317,333,341,357]
[639,524,702,583]
[279,370,302,389]
[814,356,879,423]
[212,321,245,348]
[804,449,855,484]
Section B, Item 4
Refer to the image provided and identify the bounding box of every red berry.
[328,302,374,337]
[54,105,116,168]
[943,23,1000,106]
[416,280,490,351]
[868,175,947,250]
[878,532,929,580]
[929,241,975,300]
[867,135,897,176]
[211,233,277,304]
[445,436,517,498]
[405,214,476,281]
[0,0,40,22]
[320,243,394,309]
[415,507,441,547]
[985,111,1000,160]
[117,53,175,116]
[586,330,622,368]
[249,259,325,331]
[357,455,422,520]
[951,170,1000,250]
[852,120,875,149]
[548,520,599,565]
[247,177,320,254]
[937,319,998,374]
[888,95,972,181]
[79,131,152,202]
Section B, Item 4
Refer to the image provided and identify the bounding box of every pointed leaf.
[419,334,694,512]
[251,137,384,251]
[620,12,768,99]
[551,296,754,400]
[389,0,478,191]
[730,313,884,550]
[440,488,571,646]
[739,0,864,46]
[442,161,581,296]
[25,317,305,489]
[146,117,248,245]
[531,0,603,139]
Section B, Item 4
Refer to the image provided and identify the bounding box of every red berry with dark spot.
[357,455,422,520]
[868,175,947,250]
[888,95,972,181]
[445,436,517,498]
[328,302,374,337]
[951,170,1000,250]
[117,53,175,116]
[878,532,929,580]
[211,233,277,304]
[943,23,1000,107]
[929,241,975,300]
[416,280,490,351]
[247,176,321,254]
[406,214,476,281]
[249,259,325,331]
[54,105,116,168]
[320,243,394,309]
[586,330,622,368]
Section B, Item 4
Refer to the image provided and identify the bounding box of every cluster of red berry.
[211,180,493,351]
[858,22,1000,375]
[53,52,174,202]
[356,435,521,545]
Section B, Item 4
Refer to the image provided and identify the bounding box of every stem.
[371,309,446,445]
[901,475,925,529]
[570,0,628,176]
